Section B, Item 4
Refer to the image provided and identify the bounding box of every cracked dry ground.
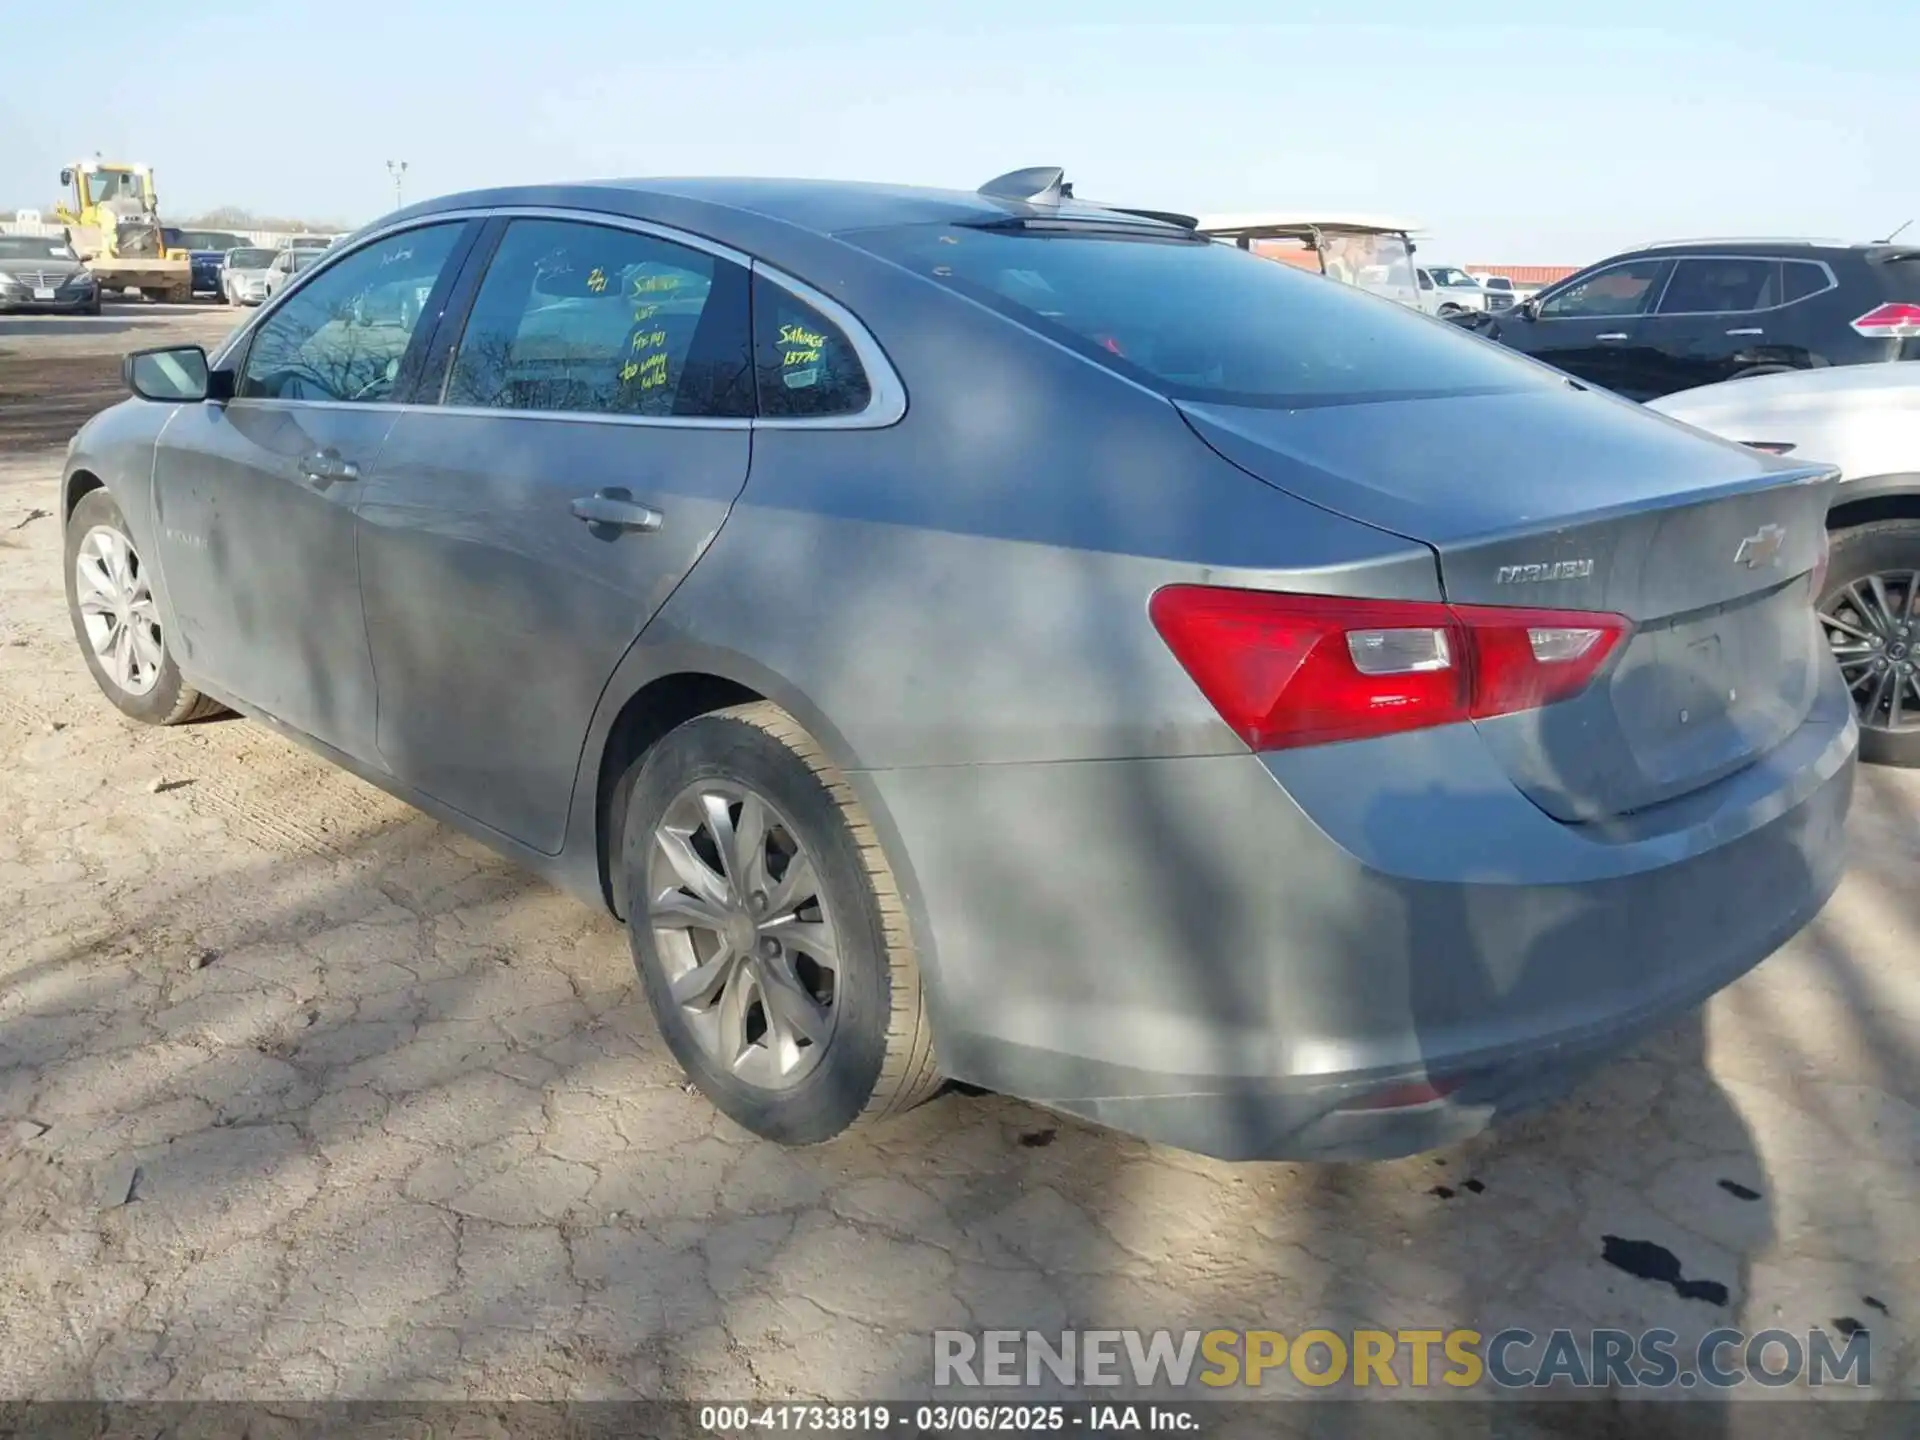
[3,313,1920,1416]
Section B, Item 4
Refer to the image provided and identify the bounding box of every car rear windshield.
[843,222,1562,408]
[228,249,276,268]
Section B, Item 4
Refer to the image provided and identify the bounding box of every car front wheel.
[621,701,942,1144]
[64,489,222,726]
[1819,518,1920,767]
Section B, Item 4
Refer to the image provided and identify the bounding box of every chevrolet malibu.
[60,172,1856,1160]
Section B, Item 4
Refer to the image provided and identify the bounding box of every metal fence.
[1,219,324,248]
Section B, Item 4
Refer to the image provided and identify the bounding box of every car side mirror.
[124,345,229,403]
[1518,296,1541,321]
[60,168,74,187]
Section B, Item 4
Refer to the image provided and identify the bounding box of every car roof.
[402,176,1185,240]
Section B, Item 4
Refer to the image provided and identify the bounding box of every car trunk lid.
[1178,388,1841,821]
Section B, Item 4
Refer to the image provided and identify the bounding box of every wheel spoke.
[765,852,821,921]
[1892,671,1909,731]
[1865,574,1899,632]
[699,791,742,890]
[78,551,117,601]
[716,960,758,1072]
[111,625,134,687]
[1866,665,1894,722]
[1821,611,1876,643]
[669,943,736,1008]
[731,792,772,899]
[654,825,732,909]
[77,589,116,618]
[760,915,839,972]
[650,887,733,934]
[760,957,829,1041]
[130,623,164,672]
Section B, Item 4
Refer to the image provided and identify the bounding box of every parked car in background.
[162,228,248,298]
[1415,265,1488,317]
[261,246,326,299]
[0,233,101,315]
[220,247,280,306]
[63,169,1852,1162]
[1474,273,1527,311]
[1453,238,1920,401]
[1652,361,1920,766]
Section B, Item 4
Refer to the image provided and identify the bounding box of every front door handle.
[299,451,359,483]
[1725,327,1764,336]
[1595,332,1629,342]
[571,488,664,533]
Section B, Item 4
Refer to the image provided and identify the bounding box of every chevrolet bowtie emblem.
[1735,524,1786,569]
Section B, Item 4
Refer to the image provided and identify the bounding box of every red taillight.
[1148,586,1631,751]
[1850,302,1920,338]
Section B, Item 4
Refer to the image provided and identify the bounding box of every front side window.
[238,224,464,403]
[1538,259,1669,319]
[846,222,1561,408]
[445,219,753,419]
[1656,257,1779,315]
[753,275,871,419]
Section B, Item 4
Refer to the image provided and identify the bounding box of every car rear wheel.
[1819,519,1920,767]
[64,490,222,726]
[621,702,942,1144]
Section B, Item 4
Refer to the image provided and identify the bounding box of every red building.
[1466,264,1580,287]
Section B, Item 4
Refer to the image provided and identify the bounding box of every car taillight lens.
[1850,302,1920,338]
[1148,586,1632,751]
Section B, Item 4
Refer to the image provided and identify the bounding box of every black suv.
[1454,239,1920,400]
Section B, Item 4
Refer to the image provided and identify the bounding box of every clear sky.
[4,0,1912,264]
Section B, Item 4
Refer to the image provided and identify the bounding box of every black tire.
[1437,302,1465,318]
[85,297,102,317]
[621,701,941,1144]
[1819,518,1920,768]
[64,489,223,726]
[1731,364,1797,382]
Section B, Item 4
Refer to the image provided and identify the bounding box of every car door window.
[1538,260,1669,319]
[239,225,464,403]
[752,274,871,419]
[444,219,753,419]
[1656,257,1779,315]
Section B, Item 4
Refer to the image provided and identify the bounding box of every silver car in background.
[219,246,280,306]
[261,246,327,300]
[1653,361,1920,766]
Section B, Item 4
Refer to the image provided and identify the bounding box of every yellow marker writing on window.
[586,268,607,293]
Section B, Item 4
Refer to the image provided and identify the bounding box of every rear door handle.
[571,488,664,533]
[1725,327,1764,336]
[299,451,359,483]
[1595,332,1629,342]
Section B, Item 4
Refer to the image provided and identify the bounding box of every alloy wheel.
[1821,570,1920,734]
[74,525,164,697]
[646,781,840,1090]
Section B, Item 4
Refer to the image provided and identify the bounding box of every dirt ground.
[2,307,1918,1420]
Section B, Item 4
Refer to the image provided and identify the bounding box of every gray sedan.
[61,172,1855,1160]
[0,233,101,315]
[219,246,281,306]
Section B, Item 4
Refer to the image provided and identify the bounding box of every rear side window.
[752,274,871,418]
[446,219,753,419]
[844,224,1560,408]
[1782,261,1835,302]
[1656,258,1779,314]
[1538,259,1669,319]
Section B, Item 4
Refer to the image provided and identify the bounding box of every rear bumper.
[866,664,1856,1160]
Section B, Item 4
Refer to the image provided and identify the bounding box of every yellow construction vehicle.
[53,159,193,302]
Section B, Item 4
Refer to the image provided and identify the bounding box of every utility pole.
[386,160,408,211]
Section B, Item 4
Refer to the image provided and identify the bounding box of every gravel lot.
[2,308,1918,1420]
